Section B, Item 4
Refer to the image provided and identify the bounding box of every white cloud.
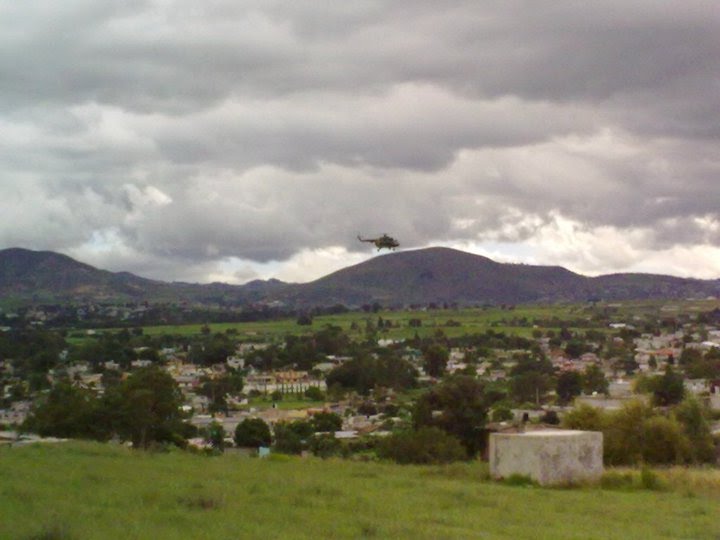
[0,2,718,282]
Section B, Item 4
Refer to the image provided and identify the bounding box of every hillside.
[1,246,718,307]
[0,442,718,539]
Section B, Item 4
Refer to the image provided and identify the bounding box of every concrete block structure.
[489,430,603,486]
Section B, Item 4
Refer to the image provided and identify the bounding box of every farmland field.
[87,299,719,340]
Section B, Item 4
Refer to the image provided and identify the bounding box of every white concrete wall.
[489,430,603,486]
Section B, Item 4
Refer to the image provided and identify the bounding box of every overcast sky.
[1,1,719,284]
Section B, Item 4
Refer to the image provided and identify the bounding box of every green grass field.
[1,442,718,539]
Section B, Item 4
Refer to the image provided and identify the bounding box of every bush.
[491,406,514,422]
[304,386,325,401]
[377,427,467,465]
[674,397,716,464]
[309,433,342,459]
[562,403,605,432]
[641,416,690,465]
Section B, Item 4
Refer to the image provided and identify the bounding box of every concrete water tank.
[489,430,603,486]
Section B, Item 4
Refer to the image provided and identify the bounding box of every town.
[2,300,719,466]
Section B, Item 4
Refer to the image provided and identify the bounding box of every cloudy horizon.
[2,1,719,285]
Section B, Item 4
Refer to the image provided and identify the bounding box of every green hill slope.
[1,442,718,539]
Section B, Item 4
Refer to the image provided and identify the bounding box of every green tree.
[326,353,417,395]
[105,366,185,449]
[207,421,226,451]
[582,364,609,395]
[423,344,449,378]
[234,418,272,448]
[273,420,314,454]
[310,412,342,433]
[413,376,489,457]
[556,371,583,405]
[510,371,551,405]
[651,366,685,406]
[198,372,244,414]
[24,383,106,440]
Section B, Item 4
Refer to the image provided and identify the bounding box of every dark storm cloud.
[0,1,718,280]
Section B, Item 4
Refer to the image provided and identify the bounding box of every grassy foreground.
[1,442,719,540]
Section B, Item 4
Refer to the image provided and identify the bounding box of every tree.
[651,366,685,406]
[234,418,272,448]
[207,421,226,451]
[106,366,185,449]
[198,372,244,413]
[423,344,449,378]
[24,383,107,440]
[413,376,490,457]
[510,371,551,405]
[582,364,609,395]
[377,427,467,464]
[564,339,587,358]
[273,420,314,454]
[326,353,417,395]
[310,412,342,433]
[556,371,582,404]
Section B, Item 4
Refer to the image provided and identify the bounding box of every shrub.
[309,433,342,459]
[491,406,514,422]
[304,386,325,401]
[674,397,716,464]
[377,427,467,465]
[641,416,690,465]
[562,403,605,432]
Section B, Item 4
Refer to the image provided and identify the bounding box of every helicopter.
[357,233,400,251]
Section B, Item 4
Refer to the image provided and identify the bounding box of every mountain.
[277,247,720,306]
[1,246,718,307]
[0,248,284,304]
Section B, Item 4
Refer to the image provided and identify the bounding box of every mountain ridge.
[0,246,717,307]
